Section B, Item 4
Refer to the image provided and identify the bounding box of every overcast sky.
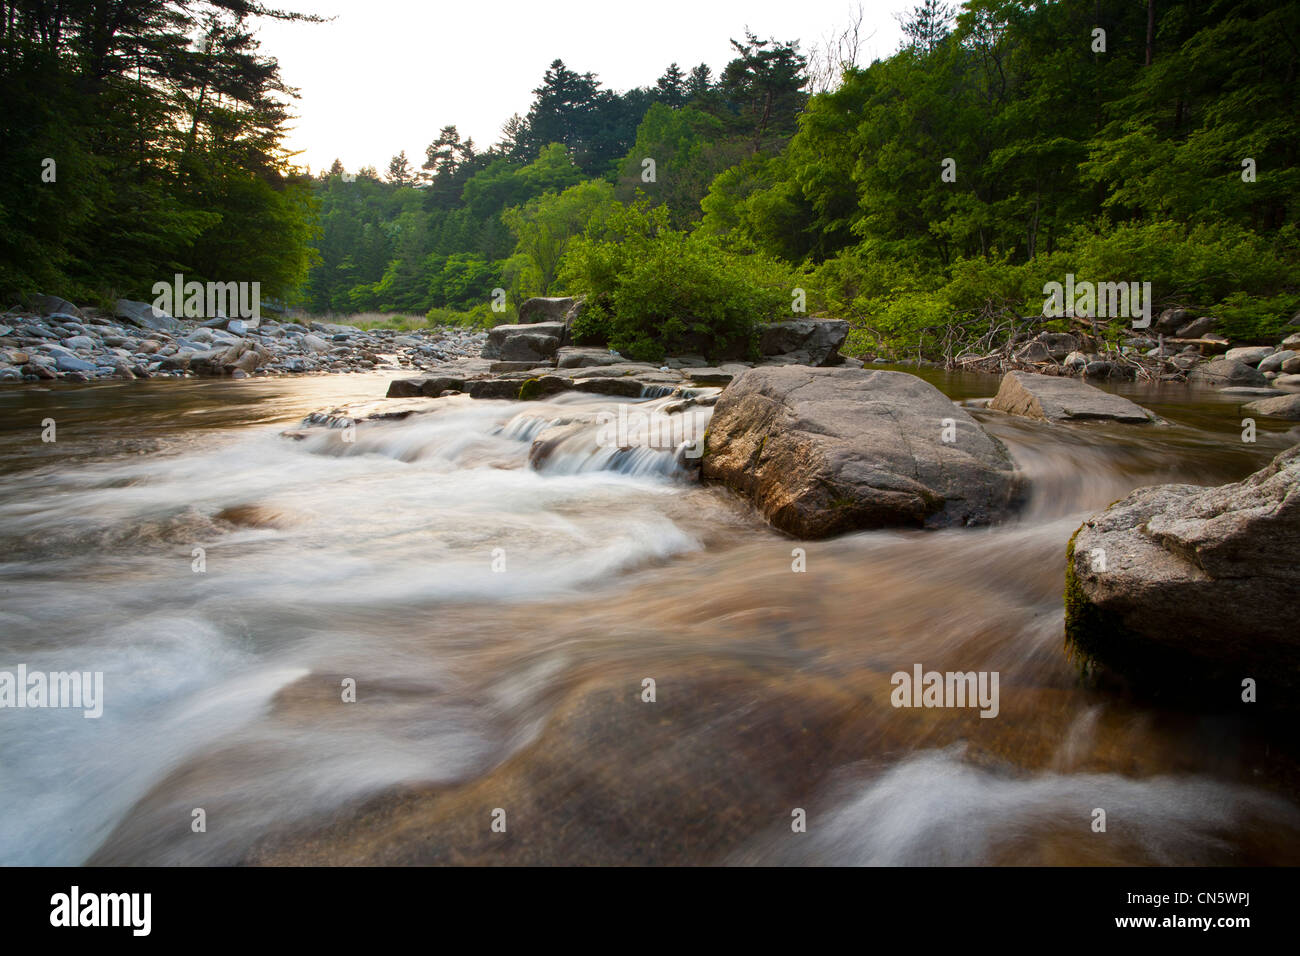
[255,0,909,174]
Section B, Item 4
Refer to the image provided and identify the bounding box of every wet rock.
[1189,359,1268,387]
[1221,387,1284,397]
[518,375,575,400]
[572,378,646,397]
[1242,393,1300,420]
[702,367,1021,538]
[468,379,526,400]
[683,367,735,386]
[1066,445,1300,704]
[990,371,1156,423]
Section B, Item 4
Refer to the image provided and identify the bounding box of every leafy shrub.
[560,200,797,361]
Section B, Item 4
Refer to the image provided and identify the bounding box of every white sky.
[255,0,908,174]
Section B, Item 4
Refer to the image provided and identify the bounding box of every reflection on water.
[0,371,1296,865]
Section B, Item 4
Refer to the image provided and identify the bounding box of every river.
[1,370,1298,865]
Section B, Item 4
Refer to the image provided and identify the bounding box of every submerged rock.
[1243,393,1300,420]
[1065,445,1300,705]
[701,367,1021,538]
[990,370,1156,423]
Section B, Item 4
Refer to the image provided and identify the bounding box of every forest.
[2,0,1296,360]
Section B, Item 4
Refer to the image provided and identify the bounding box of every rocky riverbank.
[0,294,484,383]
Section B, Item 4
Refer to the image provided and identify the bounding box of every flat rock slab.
[555,347,621,369]
[1066,445,1300,703]
[990,370,1156,423]
[1243,393,1300,420]
[1220,387,1284,397]
[701,367,1021,538]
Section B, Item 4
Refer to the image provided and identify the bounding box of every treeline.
[306,0,1300,359]
[0,0,322,305]
[5,1,1296,361]
[303,33,808,318]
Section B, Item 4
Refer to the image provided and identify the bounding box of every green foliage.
[0,2,323,303]
[503,179,616,296]
[561,201,798,361]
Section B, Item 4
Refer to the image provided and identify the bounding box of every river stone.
[517,297,577,325]
[1188,359,1268,387]
[483,322,566,361]
[683,367,734,386]
[468,379,526,400]
[990,371,1155,424]
[572,378,646,397]
[1153,308,1192,335]
[28,294,83,319]
[518,375,575,400]
[1175,316,1217,338]
[115,299,182,332]
[1013,340,1052,364]
[1242,393,1300,420]
[1221,387,1284,397]
[555,347,621,369]
[1066,445,1300,703]
[1225,346,1275,366]
[1036,332,1080,359]
[701,367,1021,538]
[55,354,97,372]
[756,318,850,367]
[1258,350,1297,373]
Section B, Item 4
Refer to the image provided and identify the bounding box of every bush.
[560,201,798,361]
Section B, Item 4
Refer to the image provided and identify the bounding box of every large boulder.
[483,321,565,361]
[27,294,83,319]
[1188,359,1268,387]
[115,299,182,333]
[1175,316,1217,339]
[701,367,1021,538]
[990,371,1156,423]
[517,297,578,325]
[756,318,849,367]
[1065,445,1300,704]
[1153,308,1192,335]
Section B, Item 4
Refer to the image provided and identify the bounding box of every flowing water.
[1,370,1298,866]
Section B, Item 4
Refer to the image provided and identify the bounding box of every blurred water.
[0,371,1296,865]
